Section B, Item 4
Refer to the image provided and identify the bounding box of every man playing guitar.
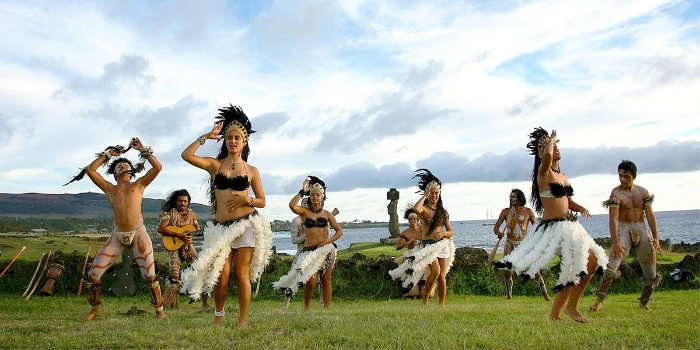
[158,189,209,309]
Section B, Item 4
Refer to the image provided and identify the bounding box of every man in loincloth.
[591,160,661,311]
[494,189,550,301]
[81,137,166,320]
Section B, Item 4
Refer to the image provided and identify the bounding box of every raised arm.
[538,130,557,176]
[85,148,120,193]
[289,179,310,216]
[131,137,161,187]
[181,122,223,173]
[413,193,429,215]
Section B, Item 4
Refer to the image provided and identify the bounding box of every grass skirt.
[388,239,456,292]
[179,212,273,300]
[271,244,337,297]
[497,219,607,290]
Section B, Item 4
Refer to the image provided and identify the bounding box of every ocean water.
[273,209,699,255]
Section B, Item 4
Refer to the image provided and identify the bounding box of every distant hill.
[0,192,212,218]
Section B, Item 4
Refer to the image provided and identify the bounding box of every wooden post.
[0,246,26,279]
[23,253,46,297]
[77,246,91,297]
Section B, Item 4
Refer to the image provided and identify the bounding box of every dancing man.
[157,189,209,309]
[493,189,550,301]
[76,137,166,320]
[591,160,661,311]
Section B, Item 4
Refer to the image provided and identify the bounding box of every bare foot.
[212,315,224,325]
[590,300,603,311]
[549,315,567,322]
[563,307,590,323]
[84,308,100,320]
[237,321,248,330]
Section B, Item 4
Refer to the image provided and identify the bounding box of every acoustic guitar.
[161,224,197,251]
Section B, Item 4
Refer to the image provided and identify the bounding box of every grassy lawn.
[0,290,698,349]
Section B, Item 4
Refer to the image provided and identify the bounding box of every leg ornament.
[639,273,662,309]
[84,282,101,320]
[147,280,164,311]
[163,280,180,309]
[505,277,513,300]
[534,273,550,301]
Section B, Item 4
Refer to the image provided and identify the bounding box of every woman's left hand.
[225,194,249,212]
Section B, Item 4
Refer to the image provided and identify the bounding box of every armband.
[643,194,655,206]
[602,198,620,208]
[139,146,154,158]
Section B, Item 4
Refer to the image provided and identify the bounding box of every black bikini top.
[213,161,249,191]
[540,182,574,198]
[304,217,328,228]
[214,173,249,191]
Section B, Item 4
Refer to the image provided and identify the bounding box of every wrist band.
[197,135,206,145]
[248,196,254,206]
[298,189,305,196]
[139,146,154,158]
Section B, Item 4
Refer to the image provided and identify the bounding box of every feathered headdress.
[413,168,441,194]
[307,175,327,200]
[216,104,255,139]
[526,127,550,158]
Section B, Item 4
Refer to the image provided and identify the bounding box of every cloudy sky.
[1,0,698,222]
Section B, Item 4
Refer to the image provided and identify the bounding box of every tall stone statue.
[387,188,400,238]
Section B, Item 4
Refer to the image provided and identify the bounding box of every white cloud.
[0,0,698,221]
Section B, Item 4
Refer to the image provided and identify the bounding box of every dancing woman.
[179,105,273,328]
[272,176,343,310]
[389,169,455,305]
[496,128,607,322]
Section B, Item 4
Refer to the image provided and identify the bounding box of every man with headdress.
[591,160,662,311]
[157,189,209,309]
[274,176,344,310]
[493,189,550,301]
[73,137,166,320]
[388,169,455,305]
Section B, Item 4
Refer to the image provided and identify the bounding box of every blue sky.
[0,0,698,221]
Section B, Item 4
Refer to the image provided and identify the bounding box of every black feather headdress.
[526,127,550,158]
[216,104,255,139]
[413,168,441,194]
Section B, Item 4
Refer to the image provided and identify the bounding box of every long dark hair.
[526,127,549,214]
[163,189,191,212]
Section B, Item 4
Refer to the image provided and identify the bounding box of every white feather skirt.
[388,239,456,291]
[271,244,337,297]
[179,212,273,300]
[499,219,607,290]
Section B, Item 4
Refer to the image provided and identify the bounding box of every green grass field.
[0,291,698,349]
